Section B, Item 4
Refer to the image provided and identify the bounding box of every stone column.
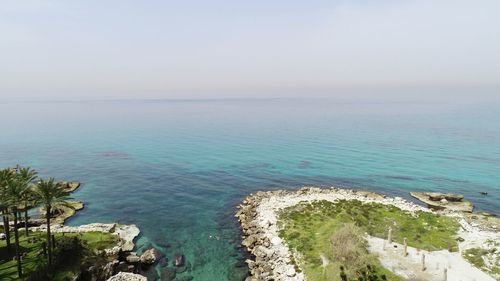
[403,237,408,256]
[388,227,392,245]
[444,268,447,281]
[421,253,426,271]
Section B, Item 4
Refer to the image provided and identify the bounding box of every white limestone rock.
[107,272,147,281]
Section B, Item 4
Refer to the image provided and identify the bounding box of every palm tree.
[4,176,28,278]
[33,178,73,268]
[0,168,14,253]
[16,167,38,236]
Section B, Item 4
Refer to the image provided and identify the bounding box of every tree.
[33,178,73,268]
[16,167,38,236]
[4,176,29,277]
[0,168,14,252]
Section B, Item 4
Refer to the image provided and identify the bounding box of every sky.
[1,0,499,101]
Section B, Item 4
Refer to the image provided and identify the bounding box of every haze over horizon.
[1,0,499,100]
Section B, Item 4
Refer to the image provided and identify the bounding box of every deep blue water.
[1,98,499,280]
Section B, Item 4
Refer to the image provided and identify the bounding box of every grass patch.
[463,247,500,276]
[278,199,460,281]
[0,230,118,281]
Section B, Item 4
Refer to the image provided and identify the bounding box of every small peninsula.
[236,187,499,281]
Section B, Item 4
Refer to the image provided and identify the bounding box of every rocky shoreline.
[236,187,499,281]
[30,223,146,280]
[27,180,160,281]
[31,221,177,281]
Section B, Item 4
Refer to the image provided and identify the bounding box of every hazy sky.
[1,0,499,100]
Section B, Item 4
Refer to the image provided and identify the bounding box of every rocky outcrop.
[114,224,141,252]
[60,181,81,192]
[39,200,85,225]
[27,179,149,280]
[34,181,83,225]
[140,248,162,265]
[410,192,474,212]
[107,272,147,281]
[31,223,143,279]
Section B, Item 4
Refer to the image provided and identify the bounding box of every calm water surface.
[1,99,499,280]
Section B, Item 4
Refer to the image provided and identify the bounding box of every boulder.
[107,272,147,281]
[140,248,162,265]
[126,254,141,264]
[242,235,256,248]
[174,254,185,267]
[270,236,282,246]
[286,266,296,277]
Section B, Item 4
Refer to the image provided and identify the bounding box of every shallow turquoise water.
[1,98,499,280]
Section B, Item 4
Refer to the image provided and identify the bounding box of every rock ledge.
[107,272,147,281]
[410,191,474,212]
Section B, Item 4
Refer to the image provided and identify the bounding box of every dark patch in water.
[229,162,275,171]
[100,151,130,159]
[384,175,415,181]
[423,177,470,184]
[467,155,500,164]
[298,160,312,169]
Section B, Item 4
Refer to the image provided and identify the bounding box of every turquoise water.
[1,98,499,280]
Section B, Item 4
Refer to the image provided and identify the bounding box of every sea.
[0,97,499,280]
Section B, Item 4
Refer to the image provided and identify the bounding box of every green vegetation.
[463,246,500,276]
[0,230,118,281]
[33,177,75,268]
[278,199,460,281]
[0,166,86,279]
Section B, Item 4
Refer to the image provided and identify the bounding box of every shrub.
[331,223,370,278]
[53,236,84,267]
